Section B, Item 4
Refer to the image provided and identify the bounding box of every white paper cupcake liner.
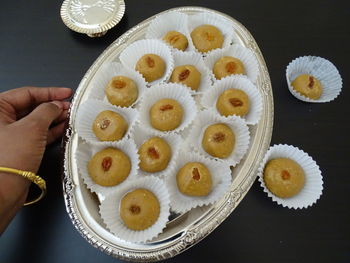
[169,50,213,93]
[75,139,140,196]
[89,62,147,108]
[186,110,250,166]
[187,12,236,54]
[138,83,197,135]
[166,151,232,213]
[145,11,192,52]
[201,75,262,125]
[99,176,170,243]
[132,124,182,178]
[179,121,195,144]
[257,144,323,209]
[119,39,174,85]
[75,99,138,145]
[286,56,343,103]
[204,44,260,83]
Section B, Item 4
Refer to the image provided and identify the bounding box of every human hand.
[0,86,72,233]
[0,86,72,172]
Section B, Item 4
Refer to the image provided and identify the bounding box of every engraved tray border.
[62,6,274,262]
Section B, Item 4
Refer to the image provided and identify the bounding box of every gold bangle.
[0,167,47,206]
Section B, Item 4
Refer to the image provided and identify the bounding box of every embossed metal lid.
[60,0,125,37]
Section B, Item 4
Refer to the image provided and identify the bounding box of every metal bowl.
[62,6,273,262]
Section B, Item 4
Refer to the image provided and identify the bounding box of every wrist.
[0,158,39,174]
[0,171,31,197]
[0,171,30,234]
[0,167,47,206]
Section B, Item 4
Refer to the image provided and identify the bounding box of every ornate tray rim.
[62,6,274,262]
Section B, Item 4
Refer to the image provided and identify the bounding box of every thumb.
[22,101,63,130]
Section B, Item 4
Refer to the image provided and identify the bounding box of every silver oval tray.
[62,6,274,262]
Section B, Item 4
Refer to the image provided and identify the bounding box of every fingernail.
[51,101,63,109]
[62,101,71,110]
[61,87,73,94]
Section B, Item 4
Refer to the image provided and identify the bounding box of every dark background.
[1,0,349,262]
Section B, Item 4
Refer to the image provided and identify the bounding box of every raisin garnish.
[179,69,190,81]
[169,35,180,44]
[99,118,110,130]
[160,104,173,111]
[204,32,214,41]
[148,147,160,159]
[192,167,201,181]
[129,205,141,215]
[226,62,236,73]
[308,76,315,89]
[229,98,243,107]
[146,56,155,68]
[281,170,291,180]
[101,157,112,171]
[113,79,126,89]
[213,132,225,142]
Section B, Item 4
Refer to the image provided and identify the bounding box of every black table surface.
[1,0,349,262]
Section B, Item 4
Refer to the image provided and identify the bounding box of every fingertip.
[50,87,73,100]
[60,87,73,97]
[50,101,64,110]
[62,101,71,110]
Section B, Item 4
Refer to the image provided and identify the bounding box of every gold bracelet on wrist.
[0,167,47,206]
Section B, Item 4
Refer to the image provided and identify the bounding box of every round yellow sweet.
[105,76,138,107]
[202,123,235,158]
[135,54,166,83]
[216,89,250,117]
[263,158,305,198]
[150,98,184,131]
[138,137,172,173]
[291,74,323,100]
[213,56,245,80]
[92,110,128,141]
[163,31,188,51]
[88,148,131,186]
[170,65,201,91]
[120,188,160,231]
[191,25,224,53]
[176,162,212,196]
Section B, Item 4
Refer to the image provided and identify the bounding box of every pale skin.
[0,86,73,234]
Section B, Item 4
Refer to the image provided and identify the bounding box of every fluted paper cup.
[186,110,250,166]
[145,11,192,52]
[166,151,232,213]
[75,99,138,145]
[169,50,213,93]
[99,176,170,243]
[286,56,342,103]
[187,12,236,54]
[75,139,139,196]
[132,124,181,178]
[119,39,174,85]
[138,83,197,135]
[258,144,323,209]
[204,44,260,83]
[89,62,147,108]
[201,75,262,125]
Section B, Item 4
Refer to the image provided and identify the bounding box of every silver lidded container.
[60,0,125,37]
